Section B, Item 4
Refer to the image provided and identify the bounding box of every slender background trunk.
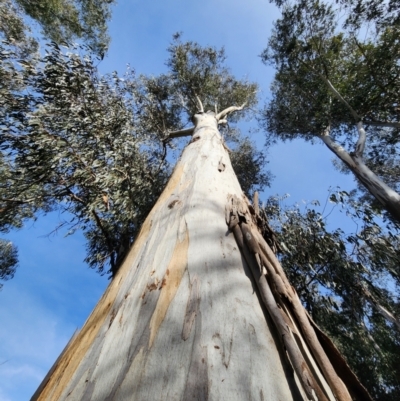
[32,113,304,401]
[321,133,400,223]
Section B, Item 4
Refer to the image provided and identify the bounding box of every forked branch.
[164,99,248,141]
[216,102,247,122]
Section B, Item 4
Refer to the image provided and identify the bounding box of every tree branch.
[362,287,400,331]
[164,127,194,141]
[320,127,400,223]
[297,57,361,122]
[216,102,246,121]
[365,121,400,129]
[319,126,356,168]
[91,209,116,274]
[195,94,204,113]
[321,76,361,122]
[355,122,366,157]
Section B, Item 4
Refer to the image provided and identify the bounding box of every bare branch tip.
[195,94,204,113]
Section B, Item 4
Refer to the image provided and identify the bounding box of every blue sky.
[0,1,357,400]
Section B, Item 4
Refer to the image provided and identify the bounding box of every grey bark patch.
[212,327,234,369]
[59,328,107,400]
[103,288,161,401]
[81,380,96,401]
[182,275,200,341]
[183,305,209,401]
[183,343,209,401]
[108,309,117,329]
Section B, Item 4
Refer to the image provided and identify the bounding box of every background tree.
[263,191,400,400]
[0,0,117,283]
[262,0,400,223]
[1,0,115,56]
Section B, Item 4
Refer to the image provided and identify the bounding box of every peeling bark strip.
[226,194,373,401]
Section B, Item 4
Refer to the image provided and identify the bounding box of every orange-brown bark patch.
[148,223,189,348]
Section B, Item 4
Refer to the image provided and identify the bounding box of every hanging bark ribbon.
[226,194,373,401]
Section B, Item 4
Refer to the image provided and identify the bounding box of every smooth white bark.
[320,129,400,223]
[32,112,305,401]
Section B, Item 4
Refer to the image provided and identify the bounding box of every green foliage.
[0,38,267,277]
[0,0,114,58]
[0,0,38,57]
[166,34,258,122]
[1,42,170,276]
[338,0,400,30]
[15,0,115,55]
[264,191,400,400]
[0,239,17,289]
[230,136,271,196]
[263,0,400,141]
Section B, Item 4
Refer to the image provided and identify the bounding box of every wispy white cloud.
[0,287,73,399]
[0,387,14,401]
[1,214,107,401]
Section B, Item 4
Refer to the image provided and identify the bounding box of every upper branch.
[195,94,204,113]
[298,58,361,122]
[164,127,195,141]
[355,122,366,157]
[321,76,361,122]
[319,126,356,168]
[216,102,247,122]
[365,121,400,129]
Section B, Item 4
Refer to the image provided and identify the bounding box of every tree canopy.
[263,191,400,400]
[0,238,17,289]
[262,0,400,222]
[0,0,118,281]
[260,1,400,396]
[0,36,269,278]
[1,0,115,56]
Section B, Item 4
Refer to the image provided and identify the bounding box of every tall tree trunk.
[32,112,360,401]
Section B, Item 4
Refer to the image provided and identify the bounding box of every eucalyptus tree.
[262,0,400,223]
[30,39,370,401]
[0,0,38,57]
[1,43,165,277]
[1,0,115,56]
[0,0,115,280]
[264,192,400,400]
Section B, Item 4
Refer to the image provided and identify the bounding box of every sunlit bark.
[32,111,367,401]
